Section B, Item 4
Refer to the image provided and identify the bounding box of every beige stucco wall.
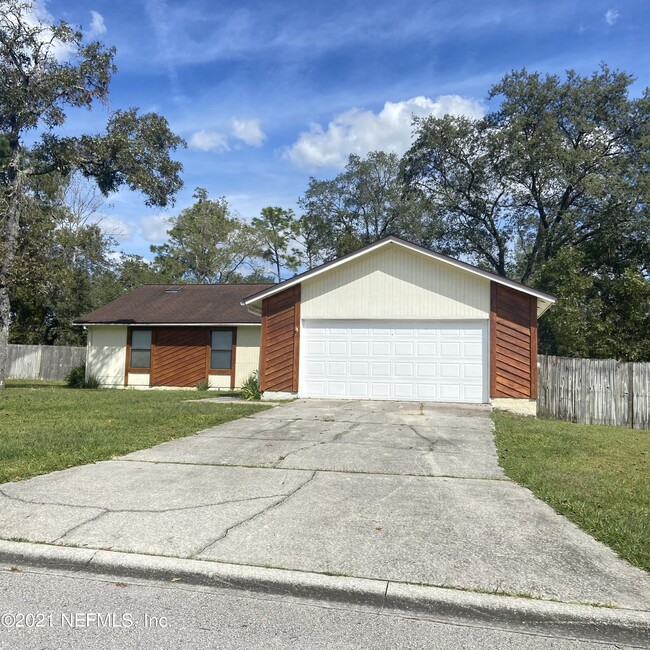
[208,374,231,389]
[86,326,127,388]
[127,372,150,387]
[235,326,261,387]
[301,244,490,320]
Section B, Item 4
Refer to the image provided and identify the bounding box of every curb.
[1,540,648,646]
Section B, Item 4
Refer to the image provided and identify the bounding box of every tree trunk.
[0,286,10,389]
[0,142,22,389]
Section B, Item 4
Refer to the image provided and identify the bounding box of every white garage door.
[301,320,488,403]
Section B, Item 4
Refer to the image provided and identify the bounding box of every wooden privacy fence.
[538,355,650,430]
[8,344,86,381]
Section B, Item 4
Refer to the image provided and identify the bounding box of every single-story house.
[76,283,272,390]
[76,237,555,410]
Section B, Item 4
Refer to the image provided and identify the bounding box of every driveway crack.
[0,489,101,511]
[0,489,303,515]
[273,442,324,468]
[408,425,436,452]
[193,471,317,556]
[53,509,110,543]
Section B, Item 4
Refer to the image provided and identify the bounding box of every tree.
[252,207,300,281]
[299,151,442,261]
[0,0,184,387]
[401,65,650,360]
[151,188,260,283]
[402,65,650,283]
[10,172,125,345]
[533,246,650,361]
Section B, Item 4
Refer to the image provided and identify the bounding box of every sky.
[38,0,649,258]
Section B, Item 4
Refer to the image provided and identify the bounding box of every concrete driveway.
[1,399,649,610]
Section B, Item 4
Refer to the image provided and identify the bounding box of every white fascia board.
[242,237,557,308]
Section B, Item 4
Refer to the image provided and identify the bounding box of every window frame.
[126,327,153,375]
[208,327,236,376]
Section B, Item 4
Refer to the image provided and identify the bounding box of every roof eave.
[242,237,557,307]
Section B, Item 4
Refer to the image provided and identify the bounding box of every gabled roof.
[242,236,556,316]
[75,284,273,326]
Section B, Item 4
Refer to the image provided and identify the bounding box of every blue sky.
[42,0,648,258]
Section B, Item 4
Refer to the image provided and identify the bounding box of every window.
[211,330,233,370]
[130,329,152,369]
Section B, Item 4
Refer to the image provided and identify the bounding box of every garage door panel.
[417,342,436,355]
[350,361,369,375]
[394,383,415,398]
[440,384,461,400]
[394,341,414,355]
[464,341,483,356]
[440,363,461,378]
[306,341,326,355]
[440,342,461,356]
[371,362,391,377]
[416,362,437,377]
[328,361,347,376]
[370,383,391,398]
[371,341,391,355]
[464,363,484,379]
[417,384,437,399]
[301,320,487,403]
[350,341,369,355]
[349,382,369,397]
[394,363,414,377]
[306,360,326,375]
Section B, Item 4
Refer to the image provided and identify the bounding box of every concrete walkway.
[1,400,649,612]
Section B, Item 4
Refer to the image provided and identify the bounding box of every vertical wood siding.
[150,328,209,387]
[301,245,490,320]
[490,283,537,399]
[260,285,300,392]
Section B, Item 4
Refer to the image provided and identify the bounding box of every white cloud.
[604,8,619,25]
[88,10,107,36]
[188,130,230,152]
[93,215,133,241]
[231,118,266,146]
[286,95,484,169]
[139,214,171,243]
[12,1,76,61]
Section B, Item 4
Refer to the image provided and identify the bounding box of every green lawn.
[0,381,270,483]
[493,411,650,573]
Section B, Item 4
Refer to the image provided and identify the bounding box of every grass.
[0,380,270,483]
[493,410,650,573]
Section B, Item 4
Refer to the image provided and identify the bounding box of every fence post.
[628,363,634,429]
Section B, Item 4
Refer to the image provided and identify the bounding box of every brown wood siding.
[150,328,209,387]
[260,285,300,392]
[490,283,538,399]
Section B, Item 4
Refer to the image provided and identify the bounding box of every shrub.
[84,374,101,389]
[65,363,100,389]
[196,379,210,392]
[65,363,86,388]
[241,371,261,401]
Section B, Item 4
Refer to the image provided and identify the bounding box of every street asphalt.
[0,564,647,649]
[0,399,648,627]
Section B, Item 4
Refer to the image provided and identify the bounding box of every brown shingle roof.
[75,284,274,325]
